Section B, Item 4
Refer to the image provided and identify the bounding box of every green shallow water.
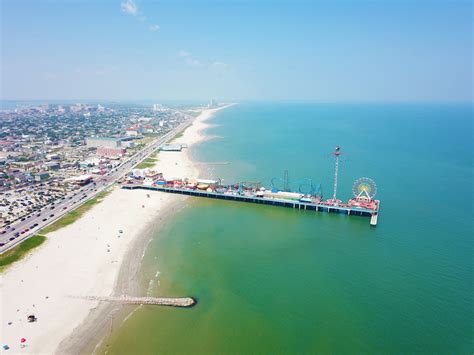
[103,103,473,354]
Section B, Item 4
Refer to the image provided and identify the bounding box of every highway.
[0,118,193,253]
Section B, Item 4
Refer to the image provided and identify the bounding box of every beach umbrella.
[20,338,27,343]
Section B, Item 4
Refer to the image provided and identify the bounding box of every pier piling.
[122,184,379,225]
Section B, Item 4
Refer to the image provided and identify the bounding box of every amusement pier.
[123,146,380,226]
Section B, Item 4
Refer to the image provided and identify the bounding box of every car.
[50,214,55,217]
[21,217,26,221]
[37,214,41,217]
[20,231,25,234]
[63,206,67,210]
[0,242,5,247]
[9,237,15,241]
[15,232,20,237]
[33,223,38,227]
[11,227,15,231]
[42,218,47,222]
[1,230,6,234]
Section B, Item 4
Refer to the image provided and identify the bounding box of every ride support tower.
[332,146,343,204]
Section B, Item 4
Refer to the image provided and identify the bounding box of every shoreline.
[0,104,235,354]
[57,196,188,354]
[59,103,234,354]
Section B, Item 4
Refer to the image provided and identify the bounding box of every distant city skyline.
[1,0,472,102]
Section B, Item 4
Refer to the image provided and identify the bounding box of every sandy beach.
[0,104,233,354]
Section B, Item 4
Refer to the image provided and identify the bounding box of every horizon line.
[1,99,473,104]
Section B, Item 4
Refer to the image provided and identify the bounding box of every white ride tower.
[331,146,343,205]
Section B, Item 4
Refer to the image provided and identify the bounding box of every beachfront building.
[208,99,218,108]
[85,137,122,149]
[159,144,182,152]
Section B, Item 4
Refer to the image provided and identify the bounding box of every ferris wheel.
[352,177,377,200]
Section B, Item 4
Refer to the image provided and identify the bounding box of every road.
[0,118,193,253]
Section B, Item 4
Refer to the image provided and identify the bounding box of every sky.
[0,0,472,102]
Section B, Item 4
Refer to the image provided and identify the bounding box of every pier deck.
[122,184,379,225]
[370,213,378,226]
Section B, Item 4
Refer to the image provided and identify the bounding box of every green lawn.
[0,189,112,272]
[170,130,184,142]
[140,136,155,145]
[0,234,46,272]
[40,189,111,234]
[134,155,159,169]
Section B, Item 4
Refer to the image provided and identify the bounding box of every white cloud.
[210,61,229,69]
[178,51,202,67]
[186,58,202,67]
[178,50,191,57]
[178,51,229,69]
[121,0,138,16]
[121,1,159,31]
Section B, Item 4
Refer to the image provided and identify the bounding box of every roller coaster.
[122,146,380,226]
[270,170,323,197]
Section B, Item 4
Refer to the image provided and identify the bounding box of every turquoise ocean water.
[104,103,473,353]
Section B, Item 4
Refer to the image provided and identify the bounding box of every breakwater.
[81,296,196,308]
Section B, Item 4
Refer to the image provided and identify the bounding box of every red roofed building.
[143,124,154,133]
[97,147,126,158]
[126,125,143,136]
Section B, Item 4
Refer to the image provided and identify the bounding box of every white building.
[208,99,218,108]
[153,104,166,112]
[126,128,139,136]
[85,137,122,148]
